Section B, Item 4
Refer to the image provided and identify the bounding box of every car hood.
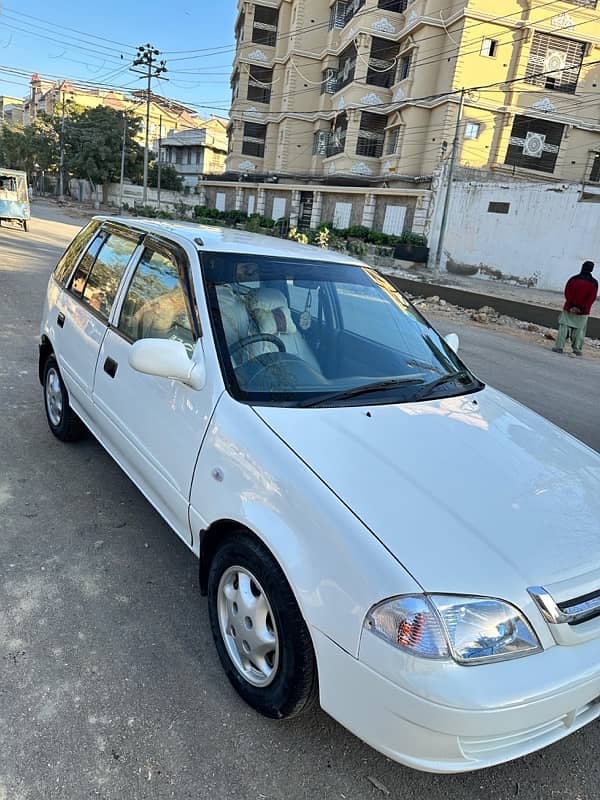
[254,388,600,599]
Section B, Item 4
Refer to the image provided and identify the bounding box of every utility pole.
[433,88,466,278]
[58,93,66,201]
[119,110,127,214]
[157,114,162,211]
[131,44,167,205]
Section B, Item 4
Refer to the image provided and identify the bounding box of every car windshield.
[202,252,482,407]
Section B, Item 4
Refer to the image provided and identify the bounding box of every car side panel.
[189,392,419,657]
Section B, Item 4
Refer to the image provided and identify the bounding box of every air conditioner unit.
[544,50,567,73]
[523,132,546,158]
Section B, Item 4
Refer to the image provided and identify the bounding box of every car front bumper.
[312,627,600,773]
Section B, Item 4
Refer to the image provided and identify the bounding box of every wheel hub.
[217,566,279,687]
[45,367,63,427]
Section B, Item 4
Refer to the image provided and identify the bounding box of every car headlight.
[365,594,542,665]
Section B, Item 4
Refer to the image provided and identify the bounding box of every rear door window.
[69,230,139,321]
[118,247,195,351]
[53,220,101,286]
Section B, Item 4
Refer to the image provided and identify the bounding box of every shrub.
[173,200,190,219]
[157,209,174,220]
[346,224,370,240]
[398,231,428,247]
[135,204,157,218]
[222,209,248,224]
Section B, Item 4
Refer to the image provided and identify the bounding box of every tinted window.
[70,233,106,296]
[53,220,101,286]
[70,231,138,320]
[118,248,194,350]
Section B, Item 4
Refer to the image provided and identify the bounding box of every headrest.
[248,288,288,312]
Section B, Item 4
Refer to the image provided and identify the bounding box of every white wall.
[440,179,600,291]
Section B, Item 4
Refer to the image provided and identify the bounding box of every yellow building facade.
[226,0,600,186]
[24,77,204,147]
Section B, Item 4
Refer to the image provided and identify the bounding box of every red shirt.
[564,276,598,316]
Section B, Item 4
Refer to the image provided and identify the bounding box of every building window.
[329,0,365,30]
[488,202,510,214]
[464,122,481,140]
[367,37,400,89]
[247,66,273,104]
[231,70,240,104]
[386,127,399,155]
[252,6,278,47]
[327,113,348,156]
[329,1,348,29]
[481,38,498,57]
[338,44,357,90]
[589,152,600,183]
[242,122,267,158]
[397,52,411,82]
[505,115,565,173]
[356,112,386,158]
[313,130,329,156]
[525,32,585,94]
[235,12,245,45]
[321,68,338,95]
[377,0,408,11]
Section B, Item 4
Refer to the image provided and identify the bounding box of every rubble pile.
[404,294,600,352]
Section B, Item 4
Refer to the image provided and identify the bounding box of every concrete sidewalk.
[379,266,600,340]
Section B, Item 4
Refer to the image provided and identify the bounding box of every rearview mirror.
[129,338,206,390]
[444,333,459,353]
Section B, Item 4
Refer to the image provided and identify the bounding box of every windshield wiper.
[299,376,426,408]
[413,369,475,401]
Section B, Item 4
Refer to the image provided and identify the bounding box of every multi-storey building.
[155,119,229,187]
[224,0,600,233]
[23,77,204,146]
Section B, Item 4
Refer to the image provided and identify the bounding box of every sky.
[0,0,238,118]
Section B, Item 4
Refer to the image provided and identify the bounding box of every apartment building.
[156,119,228,187]
[23,77,204,146]
[223,0,600,233]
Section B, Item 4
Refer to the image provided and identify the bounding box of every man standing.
[552,261,598,356]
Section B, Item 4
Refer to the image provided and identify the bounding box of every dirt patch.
[408,294,600,360]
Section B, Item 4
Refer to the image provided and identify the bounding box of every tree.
[65,106,144,197]
[147,161,183,191]
[0,116,58,175]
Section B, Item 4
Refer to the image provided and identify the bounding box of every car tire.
[43,355,86,442]
[207,532,318,719]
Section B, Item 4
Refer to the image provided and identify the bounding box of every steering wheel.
[230,333,286,357]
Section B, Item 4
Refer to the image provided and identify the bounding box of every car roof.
[94,216,364,266]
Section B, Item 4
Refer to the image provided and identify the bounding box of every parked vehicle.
[0,168,30,231]
[39,218,600,773]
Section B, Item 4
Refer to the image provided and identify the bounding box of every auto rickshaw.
[0,168,30,231]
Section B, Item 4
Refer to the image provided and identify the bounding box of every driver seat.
[247,288,320,371]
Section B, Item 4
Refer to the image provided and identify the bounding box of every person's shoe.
[573,350,583,357]
[552,347,564,353]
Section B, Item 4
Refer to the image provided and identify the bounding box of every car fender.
[189,392,420,656]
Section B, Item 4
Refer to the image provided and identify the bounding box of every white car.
[40,217,600,773]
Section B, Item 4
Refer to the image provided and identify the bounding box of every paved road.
[2,203,600,800]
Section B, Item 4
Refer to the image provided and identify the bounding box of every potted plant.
[393,232,429,263]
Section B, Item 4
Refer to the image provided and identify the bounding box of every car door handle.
[103,356,118,379]
[57,312,65,328]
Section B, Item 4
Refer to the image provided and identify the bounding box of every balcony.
[252,6,279,47]
[367,38,401,89]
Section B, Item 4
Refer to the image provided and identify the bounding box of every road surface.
[1,202,599,800]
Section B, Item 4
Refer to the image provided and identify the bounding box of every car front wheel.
[43,355,86,442]
[207,533,318,719]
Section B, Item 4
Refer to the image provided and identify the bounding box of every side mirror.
[444,333,459,353]
[129,338,206,390]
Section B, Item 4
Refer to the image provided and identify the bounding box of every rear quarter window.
[53,220,101,287]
